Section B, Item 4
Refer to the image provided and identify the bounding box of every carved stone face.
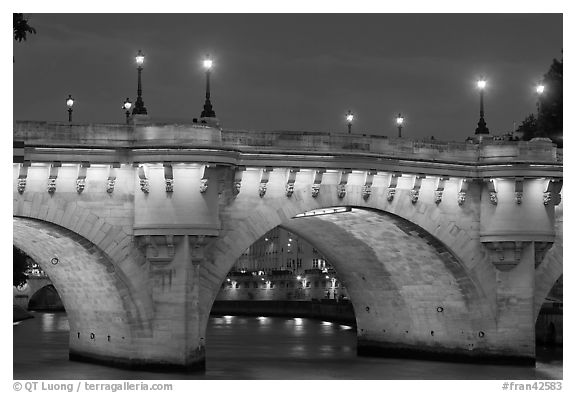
[76,178,86,193]
[140,179,150,194]
[337,184,346,198]
[17,178,26,194]
[311,184,320,198]
[258,183,267,198]
[362,185,371,200]
[199,178,208,193]
[457,191,466,206]
[433,190,443,204]
[514,191,523,205]
[489,191,498,205]
[233,181,242,195]
[543,191,552,205]
[165,178,174,193]
[285,183,294,197]
[106,179,115,193]
[47,178,57,194]
[409,189,419,204]
[386,188,395,202]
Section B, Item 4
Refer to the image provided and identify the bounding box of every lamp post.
[132,50,148,115]
[346,110,354,134]
[396,113,404,137]
[475,77,489,134]
[536,83,545,115]
[200,55,216,118]
[122,98,132,124]
[535,83,546,136]
[66,95,74,123]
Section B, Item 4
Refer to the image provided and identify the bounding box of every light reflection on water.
[14,312,562,380]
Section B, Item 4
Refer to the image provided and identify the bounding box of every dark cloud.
[13,13,561,141]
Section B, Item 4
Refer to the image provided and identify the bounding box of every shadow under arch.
[534,202,563,321]
[203,204,496,360]
[13,216,151,360]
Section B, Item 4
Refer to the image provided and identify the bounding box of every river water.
[13,312,562,380]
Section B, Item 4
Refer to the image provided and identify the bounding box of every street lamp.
[346,110,354,134]
[396,113,404,137]
[200,54,216,118]
[66,95,74,122]
[132,50,148,115]
[535,83,546,115]
[474,77,489,135]
[122,98,132,124]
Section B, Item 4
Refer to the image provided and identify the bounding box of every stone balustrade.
[14,121,561,164]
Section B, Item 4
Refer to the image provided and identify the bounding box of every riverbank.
[210,299,355,325]
[13,305,34,322]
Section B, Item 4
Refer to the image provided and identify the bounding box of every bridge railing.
[13,121,221,147]
[221,129,560,164]
[14,121,561,164]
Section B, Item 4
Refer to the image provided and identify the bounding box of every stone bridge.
[13,275,55,310]
[13,121,563,370]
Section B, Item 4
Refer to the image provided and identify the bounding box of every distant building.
[220,227,349,301]
[233,227,331,274]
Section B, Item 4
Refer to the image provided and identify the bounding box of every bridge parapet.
[222,129,560,163]
[13,121,221,147]
[14,121,560,164]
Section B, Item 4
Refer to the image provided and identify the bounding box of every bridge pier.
[68,234,209,371]
[490,242,536,364]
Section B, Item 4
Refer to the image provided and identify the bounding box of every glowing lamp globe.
[135,50,145,66]
[203,58,213,70]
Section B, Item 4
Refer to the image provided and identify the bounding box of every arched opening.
[535,275,562,347]
[203,205,493,363]
[28,284,64,311]
[212,225,355,323]
[13,216,148,363]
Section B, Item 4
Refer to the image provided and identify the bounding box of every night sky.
[13,13,562,141]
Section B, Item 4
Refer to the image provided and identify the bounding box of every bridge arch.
[534,202,563,320]
[203,181,493,303]
[28,284,63,311]
[13,192,153,321]
[13,217,152,363]
[201,182,499,359]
